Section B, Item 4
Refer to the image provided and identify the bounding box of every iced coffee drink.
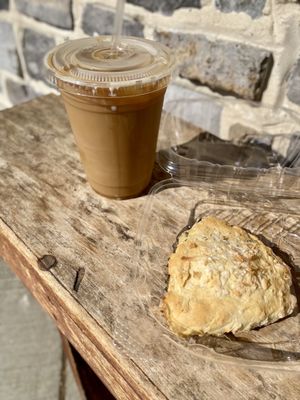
[46,36,173,198]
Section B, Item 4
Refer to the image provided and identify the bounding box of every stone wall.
[1,0,300,136]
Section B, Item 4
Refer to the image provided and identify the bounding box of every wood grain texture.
[0,94,300,400]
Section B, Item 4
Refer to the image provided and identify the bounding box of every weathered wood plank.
[0,222,164,400]
[0,94,299,400]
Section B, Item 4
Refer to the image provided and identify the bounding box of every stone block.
[5,79,37,105]
[0,101,8,111]
[82,4,144,37]
[0,0,9,10]
[215,0,266,19]
[15,0,73,29]
[127,0,201,14]
[23,29,55,82]
[164,84,222,135]
[156,31,273,101]
[0,21,21,76]
[287,58,300,105]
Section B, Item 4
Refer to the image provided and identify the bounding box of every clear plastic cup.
[46,36,173,199]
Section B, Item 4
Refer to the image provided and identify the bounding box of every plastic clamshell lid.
[121,100,300,372]
[158,99,300,197]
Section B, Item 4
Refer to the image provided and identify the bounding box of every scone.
[163,216,297,336]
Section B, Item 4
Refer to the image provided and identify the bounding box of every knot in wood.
[37,255,57,271]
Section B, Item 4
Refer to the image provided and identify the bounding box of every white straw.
[112,0,126,51]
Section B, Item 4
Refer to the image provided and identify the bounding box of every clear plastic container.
[158,98,300,196]
[45,36,174,199]
[114,98,300,371]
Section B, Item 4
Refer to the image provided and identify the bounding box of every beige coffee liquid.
[61,87,166,198]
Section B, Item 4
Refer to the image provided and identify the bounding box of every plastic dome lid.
[46,36,174,96]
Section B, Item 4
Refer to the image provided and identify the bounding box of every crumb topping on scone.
[163,216,297,336]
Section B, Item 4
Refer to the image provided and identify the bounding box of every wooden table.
[0,94,300,400]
